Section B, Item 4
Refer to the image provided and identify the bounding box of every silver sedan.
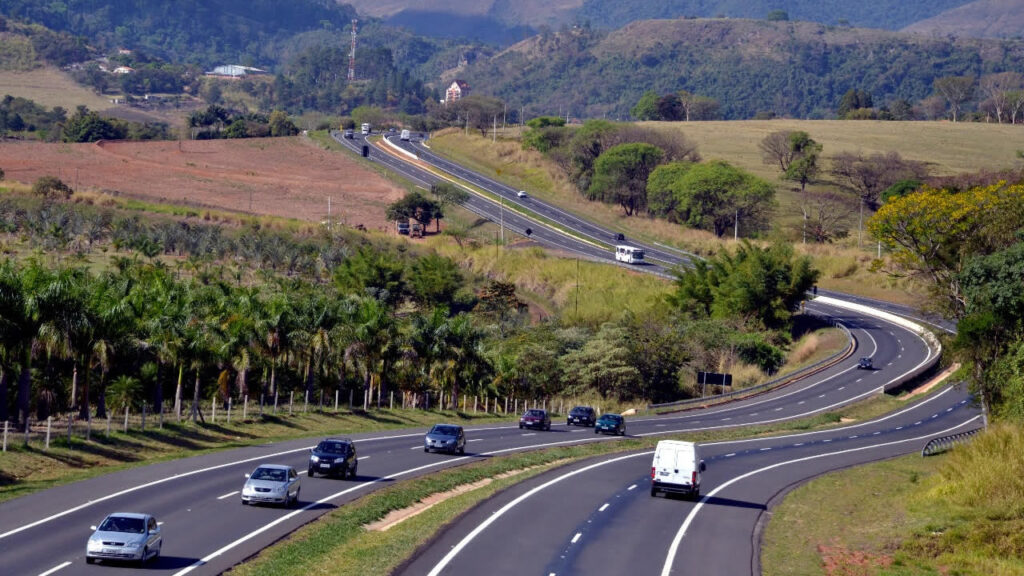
[241,464,301,507]
[86,512,162,565]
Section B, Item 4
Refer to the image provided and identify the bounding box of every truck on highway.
[615,245,645,264]
[361,123,371,135]
[400,129,411,141]
[651,440,705,499]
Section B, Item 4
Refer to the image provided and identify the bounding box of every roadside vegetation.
[763,424,1024,576]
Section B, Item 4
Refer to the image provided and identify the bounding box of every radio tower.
[347,19,358,81]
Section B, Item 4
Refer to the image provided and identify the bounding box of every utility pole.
[734,209,739,241]
[493,115,496,143]
[500,195,504,244]
[327,196,332,232]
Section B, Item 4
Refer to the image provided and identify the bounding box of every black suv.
[567,406,596,427]
[308,438,357,478]
[858,357,874,370]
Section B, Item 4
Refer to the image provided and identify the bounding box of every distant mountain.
[342,0,989,40]
[0,0,358,67]
[902,0,1024,39]
[575,0,973,31]
[460,19,1024,119]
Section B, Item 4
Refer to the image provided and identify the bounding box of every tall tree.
[672,160,776,238]
[588,142,664,215]
[933,75,976,122]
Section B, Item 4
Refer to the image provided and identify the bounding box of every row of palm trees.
[0,257,494,428]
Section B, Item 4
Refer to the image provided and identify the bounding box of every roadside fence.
[921,427,984,457]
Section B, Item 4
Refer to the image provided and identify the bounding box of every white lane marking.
[0,427,438,541]
[659,416,982,576]
[411,446,423,450]
[725,453,735,457]
[797,401,805,405]
[856,378,863,383]
[774,408,783,412]
[721,417,732,421]
[599,503,609,512]
[358,456,370,461]
[850,435,859,439]
[915,421,922,425]
[749,413,758,416]
[793,443,804,447]
[423,452,648,576]
[896,427,903,430]
[298,470,307,476]
[571,532,582,544]
[469,439,484,442]
[38,561,72,576]
[818,394,826,398]
[217,491,239,500]
[176,435,619,576]
[759,447,771,451]
[522,433,536,437]
[628,484,637,491]
[838,386,845,390]
[655,424,666,427]
[873,432,881,435]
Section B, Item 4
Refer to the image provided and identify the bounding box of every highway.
[0,132,974,576]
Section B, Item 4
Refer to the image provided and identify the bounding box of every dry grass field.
[0,137,406,229]
[0,67,113,112]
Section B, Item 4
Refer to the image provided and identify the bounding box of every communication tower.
[348,19,358,81]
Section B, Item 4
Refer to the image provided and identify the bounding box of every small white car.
[517,190,528,198]
[241,464,301,507]
[86,512,162,565]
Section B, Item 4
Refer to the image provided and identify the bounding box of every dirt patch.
[818,541,893,575]
[366,460,570,531]
[902,363,960,400]
[0,137,405,230]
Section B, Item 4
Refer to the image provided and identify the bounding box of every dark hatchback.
[595,413,626,436]
[567,406,596,427]
[519,409,551,431]
[308,438,358,478]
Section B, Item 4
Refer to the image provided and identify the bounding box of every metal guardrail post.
[922,428,983,456]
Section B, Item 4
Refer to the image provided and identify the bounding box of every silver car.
[86,512,162,564]
[241,464,301,507]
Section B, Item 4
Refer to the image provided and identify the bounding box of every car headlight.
[88,539,102,550]
[310,455,320,463]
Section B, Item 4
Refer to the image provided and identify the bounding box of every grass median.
[227,387,936,576]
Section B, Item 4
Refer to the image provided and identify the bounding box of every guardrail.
[648,319,854,412]
[921,427,983,456]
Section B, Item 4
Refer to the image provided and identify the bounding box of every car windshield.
[600,415,622,423]
[430,425,458,436]
[98,516,146,534]
[251,467,287,482]
[571,407,591,414]
[317,442,349,454]
[525,410,545,417]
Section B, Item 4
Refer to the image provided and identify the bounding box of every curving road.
[0,133,972,576]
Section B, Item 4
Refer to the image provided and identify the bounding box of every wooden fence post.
[45,417,51,450]
[243,395,248,420]
[123,406,129,433]
[226,397,231,424]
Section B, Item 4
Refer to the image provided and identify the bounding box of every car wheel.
[140,546,149,566]
[308,468,316,478]
[424,447,429,453]
[620,429,626,436]
[595,429,600,434]
[651,486,658,497]
[545,423,551,431]
[350,463,358,479]
[154,541,161,559]
[458,445,465,455]
[241,499,249,505]
[86,557,95,565]
[519,424,523,429]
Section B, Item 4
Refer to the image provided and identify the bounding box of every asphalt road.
[0,133,969,576]
[0,297,963,576]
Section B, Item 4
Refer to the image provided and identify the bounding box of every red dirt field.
[0,137,405,229]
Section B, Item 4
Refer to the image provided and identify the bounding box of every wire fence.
[0,390,612,453]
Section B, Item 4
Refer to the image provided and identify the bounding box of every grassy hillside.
[902,0,1024,39]
[763,424,1024,575]
[0,67,113,112]
[467,19,1024,119]
[425,119,1024,304]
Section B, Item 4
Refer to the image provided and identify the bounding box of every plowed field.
[0,137,405,229]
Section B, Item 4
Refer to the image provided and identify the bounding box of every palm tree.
[344,296,398,409]
[288,289,336,406]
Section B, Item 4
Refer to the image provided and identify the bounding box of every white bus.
[360,123,371,135]
[615,245,645,264]
[400,129,411,141]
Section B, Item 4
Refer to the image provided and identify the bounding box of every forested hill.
[465,19,1024,120]
[0,0,358,67]
[902,0,1024,39]
[575,0,973,31]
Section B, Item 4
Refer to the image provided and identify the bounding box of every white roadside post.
[45,417,51,450]
[243,395,248,420]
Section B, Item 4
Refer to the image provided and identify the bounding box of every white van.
[400,129,411,141]
[651,440,705,499]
